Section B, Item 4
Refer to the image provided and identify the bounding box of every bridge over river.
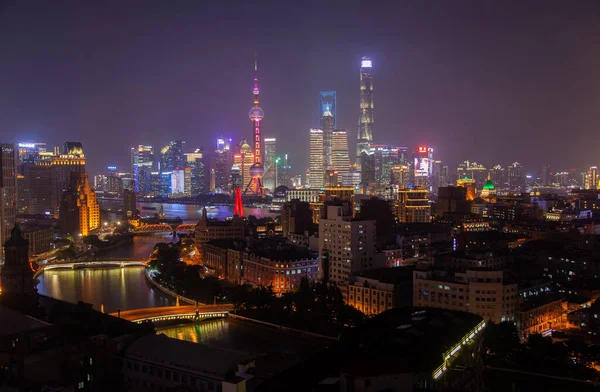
[112,304,234,323]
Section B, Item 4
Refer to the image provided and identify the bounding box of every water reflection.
[158,319,231,345]
[37,267,174,313]
[157,319,331,355]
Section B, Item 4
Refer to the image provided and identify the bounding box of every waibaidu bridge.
[132,223,197,234]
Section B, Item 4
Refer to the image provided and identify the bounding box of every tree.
[483,321,520,362]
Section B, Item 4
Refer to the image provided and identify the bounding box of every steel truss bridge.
[132,223,197,234]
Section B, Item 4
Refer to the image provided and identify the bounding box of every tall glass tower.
[320,91,336,129]
[356,56,374,169]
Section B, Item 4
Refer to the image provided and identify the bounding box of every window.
[78,382,85,389]
[142,365,147,374]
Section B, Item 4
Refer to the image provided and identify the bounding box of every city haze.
[0,0,599,174]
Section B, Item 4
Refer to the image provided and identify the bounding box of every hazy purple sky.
[1,0,599,176]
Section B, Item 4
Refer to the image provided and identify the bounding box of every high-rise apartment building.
[319,205,376,285]
[397,187,430,223]
[0,144,17,260]
[456,160,487,190]
[331,131,350,184]
[59,171,100,237]
[263,138,277,191]
[322,106,334,170]
[507,162,522,188]
[413,146,433,191]
[185,149,206,196]
[585,166,598,190]
[160,140,185,172]
[356,57,374,169]
[489,165,505,188]
[309,129,324,189]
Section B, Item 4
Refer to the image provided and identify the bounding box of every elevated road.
[112,304,234,323]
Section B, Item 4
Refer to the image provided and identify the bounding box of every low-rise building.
[413,267,518,323]
[201,239,245,283]
[122,334,250,392]
[344,266,414,316]
[243,250,318,294]
[21,225,54,256]
[436,250,511,270]
[195,208,244,257]
[516,294,565,338]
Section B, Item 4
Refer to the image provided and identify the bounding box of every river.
[98,200,277,223]
[37,235,176,313]
[36,206,327,353]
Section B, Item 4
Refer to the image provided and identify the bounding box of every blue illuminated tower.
[320,91,336,129]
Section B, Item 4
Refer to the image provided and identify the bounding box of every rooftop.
[340,307,483,374]
[357,265,416,284]
[0,306,50,336]
[126,334,251,379]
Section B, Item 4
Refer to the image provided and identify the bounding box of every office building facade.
[0,144,17,260]
[308,129,324,189]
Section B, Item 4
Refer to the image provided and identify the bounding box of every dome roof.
[482,179,495,190]
[240,142,252,153]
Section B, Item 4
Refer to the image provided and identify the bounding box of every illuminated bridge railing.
[43,260,147,270]
[133,224,174,233]
[131,311,229,324]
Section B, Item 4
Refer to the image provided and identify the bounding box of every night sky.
[1,1,599,176]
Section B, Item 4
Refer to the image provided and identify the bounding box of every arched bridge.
[43,260,147,271]
[132,223,196,234]
[112,304,233,323]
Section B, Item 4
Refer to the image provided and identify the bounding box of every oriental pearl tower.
[244,56,265,197]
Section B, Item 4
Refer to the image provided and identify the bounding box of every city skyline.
[1,1,599,175]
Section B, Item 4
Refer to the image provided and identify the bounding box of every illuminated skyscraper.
[320,91,336,129]
[309,129,324,189]
[185,149,205,196]
[131,145,154,194]
[456,160,487,190]
[413,146,433,191]
[489,165,505,188]
[59,171,99,236]
[160,140,185,172]
[245,57,265,196]
[213,138,230,191]
[234,140,254,190]
[322,105,334,169]
[507,162,523,188]
[356,56,374,169]
[331,131,350,184]
[263,138,277,191]
[585,166,598,190]
[360,151,375,186]
[0,143,16,260]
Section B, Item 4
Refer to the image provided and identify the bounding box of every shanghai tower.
[356,56,374,170]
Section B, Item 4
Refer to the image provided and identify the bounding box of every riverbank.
[144,269,198,305]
